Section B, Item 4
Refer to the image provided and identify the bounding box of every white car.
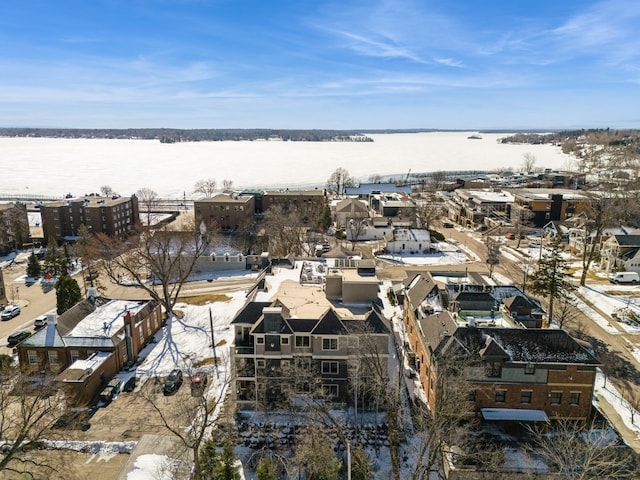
[1,305,21,320]
[34,315,48,329]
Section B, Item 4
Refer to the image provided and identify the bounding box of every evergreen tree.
[198,437,219,479]
[256,457,279,480]
[212,441,240,480]
[43,242,68,277]
[318,204,333,231]
[26,252,41,278]
[55,275,82,314]
[529,237,576,326]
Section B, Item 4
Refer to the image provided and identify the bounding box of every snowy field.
[377,239,475,266]
[1,132,572,198]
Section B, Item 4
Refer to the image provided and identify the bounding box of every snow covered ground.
[377,240,472,266]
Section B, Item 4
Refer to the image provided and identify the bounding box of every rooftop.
[66,299,148,338]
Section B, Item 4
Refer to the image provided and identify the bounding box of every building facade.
[194,193,255,232]
[0,203,30,254]
[40,195,139,243]
[231,299,390,410]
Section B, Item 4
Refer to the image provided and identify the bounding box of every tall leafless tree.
[96,222,208,315]
[326,167,356,196]
[136,187,160,227]
[193,178,217,198]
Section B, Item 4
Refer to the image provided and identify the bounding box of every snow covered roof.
[66,299,148,338]
[481,408,549,422]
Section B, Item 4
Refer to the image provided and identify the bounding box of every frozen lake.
[2,132,573,198]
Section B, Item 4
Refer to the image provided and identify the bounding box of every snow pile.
[127,454,178,480]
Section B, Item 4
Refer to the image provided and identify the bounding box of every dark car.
[123,376,137,392]
[98,378,122,405]
[7,330,31,347]
[190,371,208,396]
[163,369,183,395]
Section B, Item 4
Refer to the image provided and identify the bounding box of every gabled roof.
[479,337,510,359]
[343,310,391,334]
[503,295,535,311]
[311,309,348,335]
[622,248,640,261]
[453,291,496,303]
[404,272,438,309]
[287,319,318,333]
[416,311,458,355]
[613,235,640,247]
[231,301,273,324]
[19,323,65,348]
[56,297,110,336]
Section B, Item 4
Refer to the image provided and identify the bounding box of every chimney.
[46,313,57,325]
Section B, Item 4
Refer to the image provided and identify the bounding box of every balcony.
[235,346,255,355]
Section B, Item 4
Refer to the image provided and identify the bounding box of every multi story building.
[40,195,139,243]
[446,189,514,228]
[402,272,599,421]
[510,188,592,228]
[194,193,255,232]
[231,299,391,409]
[262,189,326,215]
[0,202,30,254]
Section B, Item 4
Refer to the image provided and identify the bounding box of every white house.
[385,228,431,254]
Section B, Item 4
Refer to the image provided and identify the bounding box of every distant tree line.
[0,128,374,143]
[501,128,640,153]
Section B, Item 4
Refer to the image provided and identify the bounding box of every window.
[257,337,264,344]
[27,350,38,365]
[467,390,476,402]
[70,350,80,363]
[549,391,562,405]
[257,360,265,368]
[321,361,339,374]
[323,338,338,350]
[521,390,532,404]
[486,362,502,378]
[48,351,59,365]
[281,337,289,345]
[569,392,580,405]
[524,364,535,375]
[323,384,339,397]
[495,390,506,403]
[295,336,310,347]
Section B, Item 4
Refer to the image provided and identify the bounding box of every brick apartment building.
[0,202,30,254]
[194,193,256,232]
[262,189,326,215]
[402,273,599,421]
[40,194,139,243]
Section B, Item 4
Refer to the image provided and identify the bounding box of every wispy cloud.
[335,30,427,63]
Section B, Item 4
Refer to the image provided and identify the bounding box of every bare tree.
[509,203,533,249]
[96,222,208,315]
[525,419,636,479]
[262,205,310,257]
[484,235,500,279]
[136,187,160,227]
[554,293,579,330]
[100,185,117,197]
[292,426,342,480]
[430,171,447,192]
[346,215,369,250]
[522,152,536,173]
[326,167,356,196]
[221,179,234,191]
[0,369,67,477]
[415,196,442,231]
[193,178,217,198]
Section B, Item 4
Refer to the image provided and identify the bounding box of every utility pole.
[209,307,219,378]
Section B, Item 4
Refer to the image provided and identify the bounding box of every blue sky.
[1,0,639,129]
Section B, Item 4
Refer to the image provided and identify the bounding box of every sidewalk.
[594,393,640,454]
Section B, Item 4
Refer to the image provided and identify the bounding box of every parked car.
[98,378,122,405]
[85,270,99,281]
[7,330,31,347]
[609,272,640,284]
[190,371,208,396]
[528,241,541,248]
[442,222,454,228]
[123,376,137,392]
[33,315,48,329]
[1,305,21,320]
[163,369,183,395]
[504,232,515,240]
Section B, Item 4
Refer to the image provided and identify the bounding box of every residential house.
[333,198,370,229]
[600,235,640,273]
[194,193,255,232]
[231,299,391,409]
[384,228,431,254]
[0,203,30,254]
[17,297,162,406]
[370,192,416,225]
[40,195,139,244]
[502,295,545,328]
